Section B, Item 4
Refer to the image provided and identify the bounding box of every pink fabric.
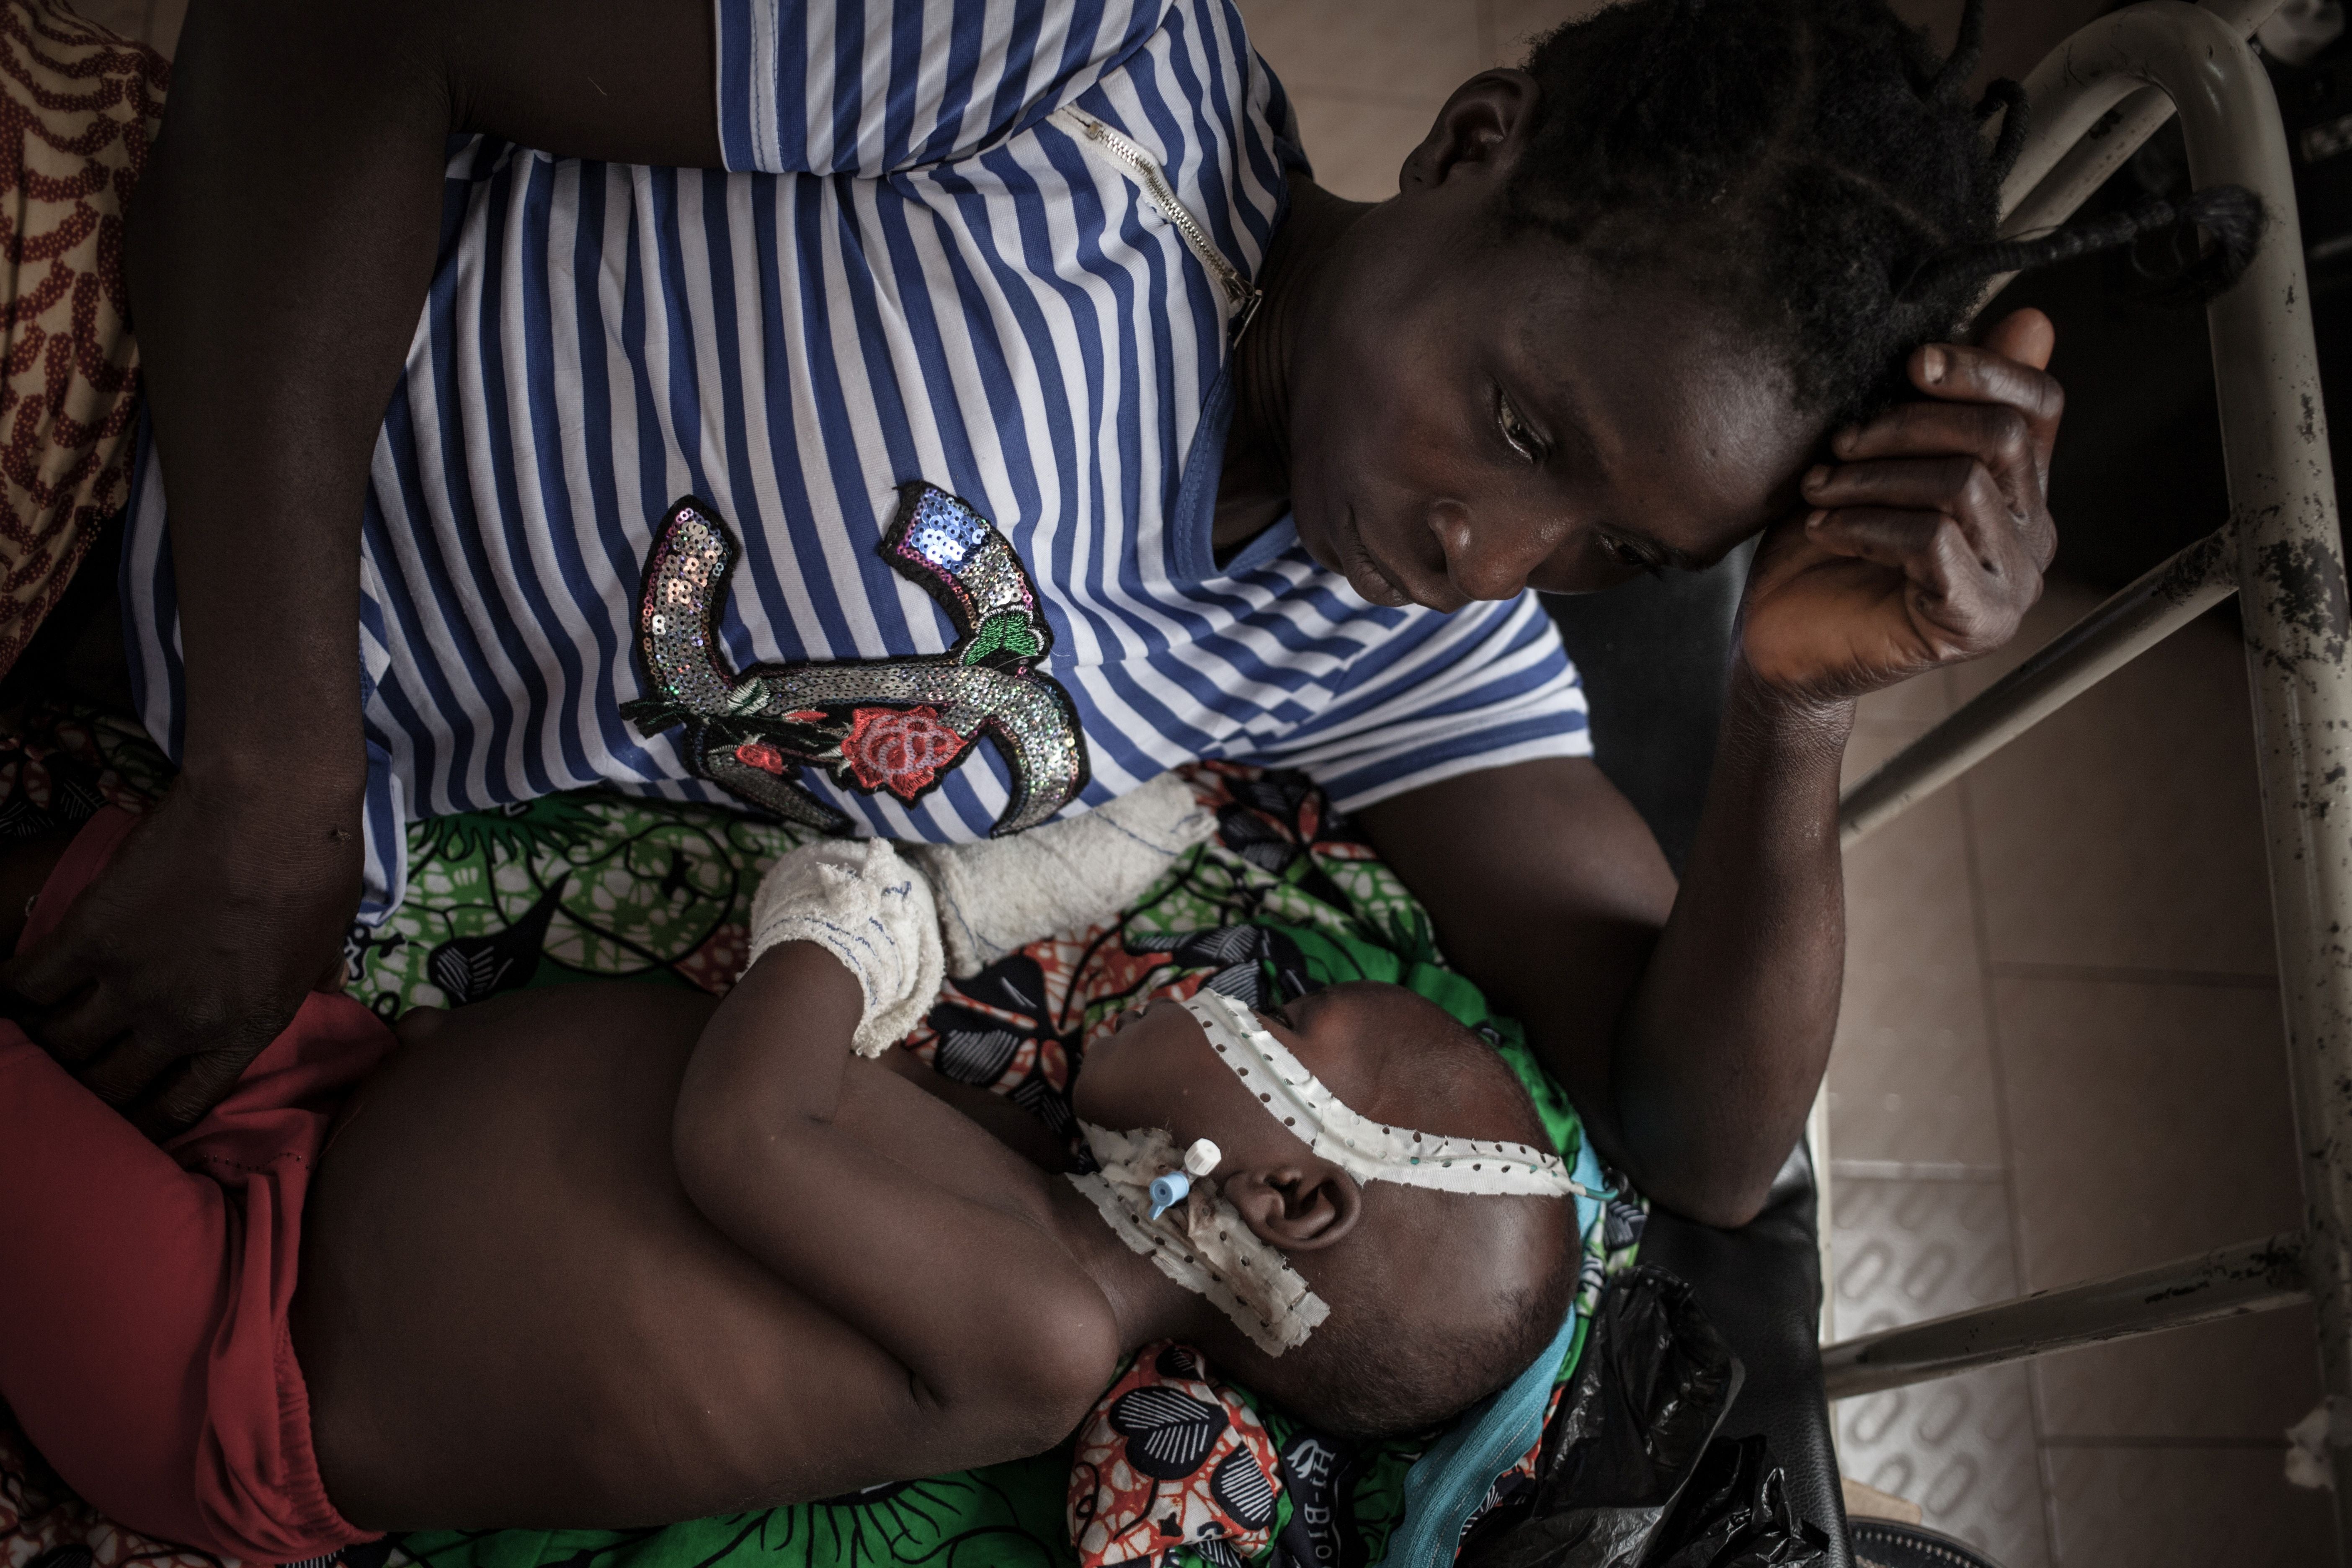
[0,807,391,1562]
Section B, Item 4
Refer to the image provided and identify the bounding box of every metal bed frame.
[1810,0,2352,1551]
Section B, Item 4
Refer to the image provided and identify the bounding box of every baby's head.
[1073,982,1578,1439]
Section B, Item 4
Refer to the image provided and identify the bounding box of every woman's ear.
[1401,70,1539,195]
[1223,1159,1362,1252]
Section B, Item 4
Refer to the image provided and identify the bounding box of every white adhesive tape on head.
[1073,1122,1328,1357]
[1179,988,1589,1199]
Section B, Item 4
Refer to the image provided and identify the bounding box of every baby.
[0,799,1577,1563]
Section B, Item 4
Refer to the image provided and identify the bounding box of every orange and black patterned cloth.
[0,0,162,678]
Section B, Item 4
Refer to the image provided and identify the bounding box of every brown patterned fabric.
[0,0,164,678]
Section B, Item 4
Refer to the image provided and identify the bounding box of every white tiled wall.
[1836,595,2329,1565]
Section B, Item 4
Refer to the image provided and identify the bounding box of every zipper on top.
[1050,105,1263,343]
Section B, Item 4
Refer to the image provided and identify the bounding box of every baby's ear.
[1224,1159,1362,1253]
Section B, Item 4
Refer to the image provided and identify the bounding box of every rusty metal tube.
[1949,4,2352,1532]
[1839,526,2238,846]
[1994,0,2284,260]
[1821,1233,2307,1400]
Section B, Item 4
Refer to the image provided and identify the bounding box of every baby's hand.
[744,839,944,1057]
[908,771,1215,976]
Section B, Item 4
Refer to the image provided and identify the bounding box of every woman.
[10,0,2156,1225]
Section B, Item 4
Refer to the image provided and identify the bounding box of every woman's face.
[1280,147,1825,610]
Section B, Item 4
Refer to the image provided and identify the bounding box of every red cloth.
[0,807,392,1563]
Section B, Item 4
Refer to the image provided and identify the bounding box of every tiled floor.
[1830,1177,2050,1568]
[83,0,2339,1560]
[1831,588,2331,1565]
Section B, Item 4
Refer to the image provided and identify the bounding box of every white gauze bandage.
[1181,990,1601,1199]
[907,772,1217,977]
[744,838,945,1057]
[1067,1122,1330,1358]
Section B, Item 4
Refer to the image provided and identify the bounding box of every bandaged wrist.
[745,838,945,1057]
[909,771,1217,977]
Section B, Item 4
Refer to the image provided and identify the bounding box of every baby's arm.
[672,939,1117,1475]
[874,1047,1075,1171]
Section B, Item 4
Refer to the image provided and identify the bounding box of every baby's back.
[290,983,1022,1528]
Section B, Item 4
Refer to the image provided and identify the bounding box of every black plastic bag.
[1643,1435,1829,1568]
[1457,1265,1744,1568]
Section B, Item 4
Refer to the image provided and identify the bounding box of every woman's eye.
[1599,535,1656,572]
[1495,390,1542,464]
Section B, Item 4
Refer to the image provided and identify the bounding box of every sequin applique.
[620,487,1091,836]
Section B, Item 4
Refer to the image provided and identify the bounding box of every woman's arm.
[1364,310,2063,1227]
[4,0,721,1131]
[674,942,1117,1463]
[1361,691,1846,1230]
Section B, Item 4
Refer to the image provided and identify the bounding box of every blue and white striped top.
[122,0,1590,923]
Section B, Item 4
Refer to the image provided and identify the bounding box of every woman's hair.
[1501,0,2263,423]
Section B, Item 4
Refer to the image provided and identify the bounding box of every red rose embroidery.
[734,741,788,775]
[841,705,970,802]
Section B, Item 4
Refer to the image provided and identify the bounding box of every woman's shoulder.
[709,0,1281,185]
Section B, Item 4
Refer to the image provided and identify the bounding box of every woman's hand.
[1739,308,2063,706]
[1,765,363,1137]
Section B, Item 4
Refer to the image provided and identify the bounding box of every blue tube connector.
[1148,1171,1190,1220]
[1147,1137,1224,1221]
